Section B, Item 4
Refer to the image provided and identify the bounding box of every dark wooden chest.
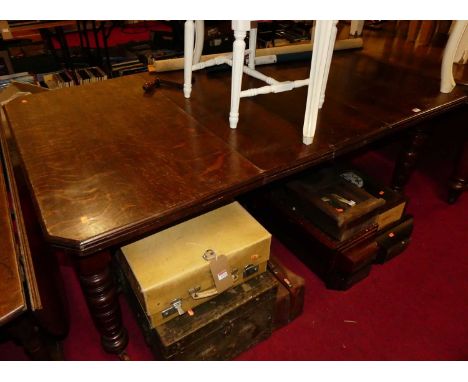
[241,187,378,290]
[116,261,277,360]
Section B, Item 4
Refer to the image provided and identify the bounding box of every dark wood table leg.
[448,139,468,204]
[391,126,428,192]
[5,314,64,360]
[75,250,128,355]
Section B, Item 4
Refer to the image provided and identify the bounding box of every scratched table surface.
[4,38,467,256]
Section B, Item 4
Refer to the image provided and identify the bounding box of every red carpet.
[1,130,467,360]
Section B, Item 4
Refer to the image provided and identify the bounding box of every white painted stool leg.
[350,20,364,37]
[319,21,338,108]
[441,20,468,93]
[454,24,468,64]
[248,25,257,69]
[184,20,195,98]
[229,21,250,129]
[193,20,205,65]
[303,20,336,145]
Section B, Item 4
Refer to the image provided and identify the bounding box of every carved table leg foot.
[447,139,468,204]
[391,126,428,192]
[75,250,128,355]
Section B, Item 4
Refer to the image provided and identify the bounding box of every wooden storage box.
[285,168,385,241]
[242,188,378,290]
[335,166,407,231]
[116,261,277,361]
[119,201,271,327]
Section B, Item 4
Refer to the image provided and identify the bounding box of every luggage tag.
[210,254,233,294]
[189,250,233,300]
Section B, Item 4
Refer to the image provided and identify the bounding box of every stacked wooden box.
[115,201,304,360]
[242,165,413,290]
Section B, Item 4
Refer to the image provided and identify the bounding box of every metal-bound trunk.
[117,260,277,360]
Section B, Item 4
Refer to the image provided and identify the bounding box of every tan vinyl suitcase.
[119,201,271,327]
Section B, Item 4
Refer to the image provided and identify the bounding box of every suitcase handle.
[188,286,219,300]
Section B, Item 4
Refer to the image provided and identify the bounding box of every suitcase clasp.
[161,298,185,318]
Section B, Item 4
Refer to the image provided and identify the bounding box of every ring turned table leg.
[75,250,128,355]
[391,126,428,192]
[448,139,468,204]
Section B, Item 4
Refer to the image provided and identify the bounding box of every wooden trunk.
[268,256,305,330]
[116,262,277,360]
[241,187,378,290]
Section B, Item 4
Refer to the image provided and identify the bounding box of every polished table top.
[4,43,467,256]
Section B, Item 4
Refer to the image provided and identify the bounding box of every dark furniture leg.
[448,139,468,204]
[391,126,428,192]
[75,250,128,355]
[5,314,64,360]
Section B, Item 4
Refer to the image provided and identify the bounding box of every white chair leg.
[229,21,250,129]
[184,20,195,98]
[441,20,468,93]
[303,20,337,145]
[248,25,257,69]
[350,20,364,37]
[454,25,468,64]
[193,20,205,65]
[319,21,338,108]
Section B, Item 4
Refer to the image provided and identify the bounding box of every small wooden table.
[3,46,467,356]
[0,112,68,359]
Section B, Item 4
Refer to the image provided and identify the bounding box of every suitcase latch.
[243,264,259,278]
[161,298,184,318]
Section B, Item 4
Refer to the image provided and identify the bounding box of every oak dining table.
[2,37,467,356]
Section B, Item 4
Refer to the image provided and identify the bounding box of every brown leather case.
[375,215,413,263]
[116,261,277,361]
[267,255,305,330]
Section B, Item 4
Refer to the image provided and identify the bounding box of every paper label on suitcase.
[210,254,233,293]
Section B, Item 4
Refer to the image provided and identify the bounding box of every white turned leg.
[441,20,468,93]
[303,20,337,145]
[319,21,338,108]
[184,20,195,98]
[350,20,364,37]
[454,25,468,64]
[248,26,257,69]
[193,20,205,65]
[230,21,250,129]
